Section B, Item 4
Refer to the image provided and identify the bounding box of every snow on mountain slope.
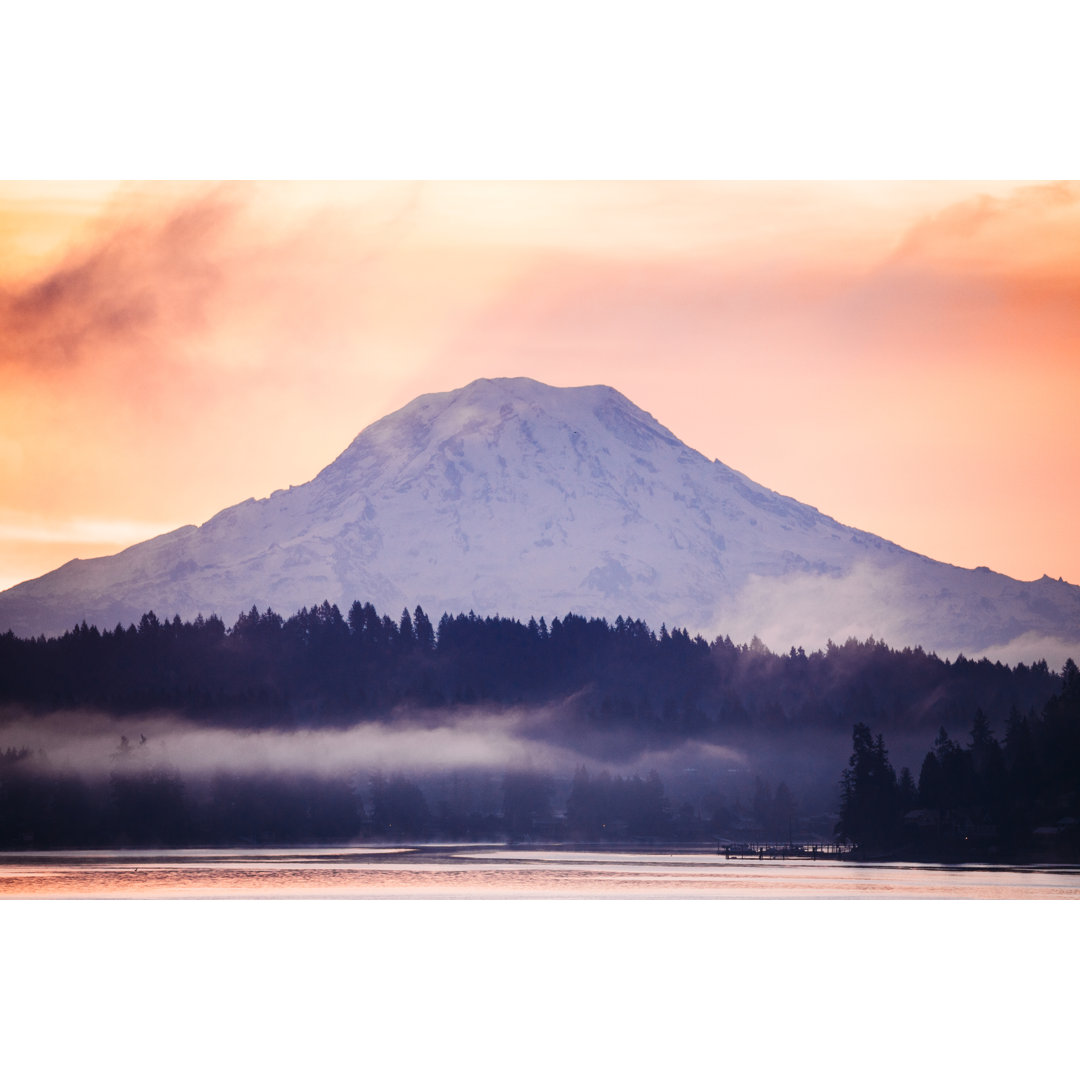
[2,377,1078,662]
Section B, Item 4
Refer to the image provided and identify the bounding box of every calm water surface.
[2,845,1079,898]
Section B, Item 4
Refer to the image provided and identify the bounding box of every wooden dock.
[717,841,852,860]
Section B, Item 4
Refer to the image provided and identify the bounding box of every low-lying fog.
[0,703,867,818]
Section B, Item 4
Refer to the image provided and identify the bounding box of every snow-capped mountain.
[2,377,1078,662]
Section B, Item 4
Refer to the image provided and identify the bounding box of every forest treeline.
[0,599,1063,745]
[2,600,1075,855]
[835,659,1080,861]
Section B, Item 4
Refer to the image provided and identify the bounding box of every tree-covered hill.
[0,600,1062,747]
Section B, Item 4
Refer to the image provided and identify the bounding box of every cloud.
[718,561,913,655]
[0,182,431,379]
[946,632,1080,673]
[890,181,1080,272]
[717,558,1080,667]
[0,705,747,781]
[828,182,1080,359]
[0,183,436,551]
[0,512,174,545]
[0,187,239,372]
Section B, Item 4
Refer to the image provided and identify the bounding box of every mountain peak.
[320,377,683,485]
[378,376,665,434]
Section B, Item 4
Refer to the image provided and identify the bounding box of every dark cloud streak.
[1,186,240,371]
[0,180,427,374]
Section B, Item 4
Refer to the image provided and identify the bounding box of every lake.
[2,844,1079,898]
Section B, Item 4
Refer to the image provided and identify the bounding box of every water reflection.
[1,845,1078,899]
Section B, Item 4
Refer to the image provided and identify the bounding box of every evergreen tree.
[897,766,918,814]
[836,722,899,852]
[398,608,415,647]
[413,606,435,652]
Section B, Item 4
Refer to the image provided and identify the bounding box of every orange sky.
[1,180,1079,593]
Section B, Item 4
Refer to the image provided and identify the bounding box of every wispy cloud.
[889,181,1080,271]
[0,188,237,372]
[0,512,174,545]
[0,704,747,780]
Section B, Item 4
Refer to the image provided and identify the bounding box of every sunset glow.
[2,180,1079,593]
